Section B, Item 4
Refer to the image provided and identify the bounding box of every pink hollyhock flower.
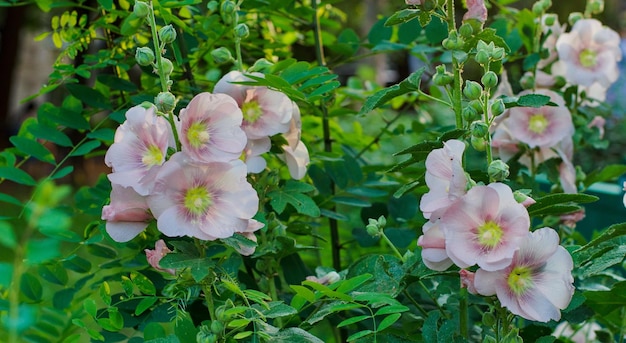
[587,115,606,138]
[417,209,453,271]
[214,71,293,140]
[280,103,309,179]
[463,0,487,23]
[459,269,478,295]
[553,321,602,343]
[231,220,264,256]
[556,18,622,88]
[420,139,467,219]
[145,239,176,275]
[178,92,247,164]
[306,271,341,285]
[105,105,174,196]
[506,90,574,149]
[148,152,262,240]
[560,209,585,228]
[474,228,575,322]
[441,183,530,271]
[102,183,152,242]
[243,137,271,173]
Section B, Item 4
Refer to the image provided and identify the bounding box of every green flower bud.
[586,0,604,15]
[470,121,489,137]
[459,22,474,38]
[155,91,177,113]
[442,30,465,50]
[133,1,150,18]
[210,47,234,64]
[207,0,219,12]
[158,24,177,44]
[471,136,486,151]
[463,80,483,100]
[366,222,381,238]
[543,13,557,26]
[255,259,268,272]
[513,190,534,206]
[135,47,155,66]
[481,71,498,89]
[377,215,387,228]
[469,99,484,113]
[462,106,479,122]
[540,0,552,9]
[161,57,174,76]
[554,75,567,88]
[491,47,505,61]
[433,72,454,86]
[234,23,249,39]
[568,12,583,26]
[532,2,545,15]
[250,58,274,72]
[490,98,506,117]
[210,320,224,334]
[221,1,237,25]
[475,50,490,65]
[520,72,535,90]
[488,159,510,181]
[482,312,496,327]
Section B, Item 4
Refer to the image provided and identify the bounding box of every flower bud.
[488,159,510,181]
[519,72,535,90]
[568,12,583,26]
[469,99,484,113]
[210,320,224,334]
[210,47,234,64]
[221,0,237,25]
[250,58,274,72]
[366,219,381,238]
[491,47,505,61]
[482,312,496,327]
[543,13,557,26]
[470,121,489,137]
[475,50,490,65]
[481,71,498,89]
[462,106,479,122]
[133,1,150,18]
[377,215,387,228]
[471,136,486,151]
[161,57,174,76]
[459,22,474,38]
[513,190,536,207]
[433,72,454,86]
[586,0,604,15]
[532,1,545,15]
[207,0,219,12]
[463,80,483,100]
[234,23,249,39]
[158,24,177,44]
[135,47,155,66]
[490,98,505,117]
[443,30,465,50]
[155,91,177,113]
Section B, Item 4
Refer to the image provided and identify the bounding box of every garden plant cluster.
[1,0,626,342]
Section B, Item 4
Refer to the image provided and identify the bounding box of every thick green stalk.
[446,0,463,128]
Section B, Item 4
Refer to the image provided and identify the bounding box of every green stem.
[419,281,448,318]
[148,2,169,93]
[419,90,453,108]
[355,112,402,159]
[381,232,404,263]
[446,0,456,30]
[267,267,283,328]
[452,60,463,129]
[459,287,469,340]
[203,284,216,321]
[235,37,244,72]
[482,90,493,169]
[402,289,429,317]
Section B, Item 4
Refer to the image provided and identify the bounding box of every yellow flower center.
[528,114,549,134]
[241,100,263,123]
[142,145,164,166]
[476,220,503,249]
[183,186,212,217]
[187,122,210,148]
[579,49,597,68]
[507,266,534,296]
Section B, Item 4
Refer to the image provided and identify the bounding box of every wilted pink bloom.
[243,137,271,173]
[232,220,264,256]
[145,239,176,275]
[474,228,575,322]
[459,269,478,295]
[441,183,530,271]
[553,321,602,343]
[560,209,585,228]
[148,153,261,240]
[306,271,341,285]
[417,209,453,271]
[280,103,309,179]
[178,92,247,164]
[587,116,606,138]
[463,0,487,23]
[506,90,574,149]
[556,18,622,88]
[623,182,626,208]
[102,183,152,242]
[420,139,467,219]
[405,0,424,4]
[214,71,293,140]
[105,105,174,196]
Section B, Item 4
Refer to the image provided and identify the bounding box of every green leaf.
[368,17,392,45]
[39,101,90,130]
[584,164,626,187]
[21,273,43,302]
[27,123,73,147]
[262,302,298,318]
[0,221,17,248]
[290,285,316,303]
[83,298,97,318]
[87,128,115,142]
[66,83,112,110]
[0,262,13,288]
[97,74,138,92]
[578,245,626,278]
[38,263,69,286]
[273,328,324,343]
[100,282,112,305]
[9,136,55,164]
[347,329,374,342]
[51,166,74,180]
[131,272,156,295]
[331,196,372,208]
[374,305,410,316]
[302,281,352,301]
[516,94,551,108]
[63,254,91,273]
[527,193,598,216]
[359,67,425,115]
[576,222,626,252]
[159,253,215,282]
[385,9,420,26]
[268,181,320,217]
[338,315,371,328]
[135,296,158,315]
[69,140,101,157]
[97,0,113,10]
[0,166,37,186]
[377,313,401,331]
[336,274,373,293]
[0,192,22,207]
[26,238,60,264]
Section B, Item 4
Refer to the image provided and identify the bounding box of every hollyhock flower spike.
[556,18,622,88]
[105,105,174,196]
[145,239,176,275]
[214,70,293,140]
[102,183,152,242]
[178,92,247,164]
[420,139,467,219]
[441,183,530,271]
[148,152,262,240]
[474,228,575,322]
[417,209,453,271]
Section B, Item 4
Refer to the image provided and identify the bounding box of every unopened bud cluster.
[366,216,387,238]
